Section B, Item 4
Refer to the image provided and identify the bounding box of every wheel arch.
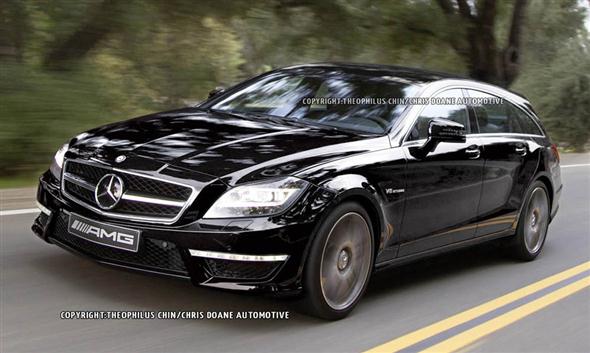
[300,174,387,269]
[336,193,383,256]
[533,173,554,214]
[514,172,554,231]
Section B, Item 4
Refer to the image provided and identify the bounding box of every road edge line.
[0,208,40,216]
[561,164,590,168]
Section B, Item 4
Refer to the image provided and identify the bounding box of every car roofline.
[281,63,530,100]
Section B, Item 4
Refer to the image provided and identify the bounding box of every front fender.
[321,174,395,253]
[291,148,407,284]
[320,174,385,231]
[301,174,398,266]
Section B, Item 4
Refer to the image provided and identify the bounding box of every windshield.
[206,68,420,134]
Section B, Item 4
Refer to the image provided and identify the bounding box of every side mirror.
[208,87,225,98]
[428,118,466,143]
[410,119,466,159]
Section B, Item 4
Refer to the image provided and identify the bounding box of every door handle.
[465,145,481,159]
[515,145,527,156]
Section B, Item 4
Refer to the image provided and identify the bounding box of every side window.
[507,104,543,135]
[408,89,468,141]
[468,90,524,134]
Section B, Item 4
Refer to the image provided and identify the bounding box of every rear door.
[466,89,541,236]
[398,89,484,256]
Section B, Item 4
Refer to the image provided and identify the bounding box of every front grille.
[62,160,195,223]
[65,180,95,203]
[124,173,192,200]
[67,162,107,184]
[116,201,180,217]
[204,258,281,280]
[51,212,188,275]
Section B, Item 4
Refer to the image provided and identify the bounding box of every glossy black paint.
[33,63,562,294]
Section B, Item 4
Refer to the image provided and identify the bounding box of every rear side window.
[507,104,543,135]
[467,90,542,135]
[407,89,469,141]
[468,90,516,133]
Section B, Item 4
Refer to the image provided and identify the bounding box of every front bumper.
[33,171,325,294]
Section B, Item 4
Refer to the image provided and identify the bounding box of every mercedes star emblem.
[95,174,125,210]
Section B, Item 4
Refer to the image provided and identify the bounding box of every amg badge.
[68,213,140,252]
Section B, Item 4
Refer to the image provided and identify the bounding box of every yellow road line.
[364,261,590,353]
[420,275,590,353]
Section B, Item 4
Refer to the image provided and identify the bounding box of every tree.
[433,0,528,87]
[42,0,128,70]
[534,40,590,151]
[511,0,589,150]
[0,0,28,62]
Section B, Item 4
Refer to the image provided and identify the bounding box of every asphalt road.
[1,154,589,353]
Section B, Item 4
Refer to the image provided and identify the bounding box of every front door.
[398,89,484,256]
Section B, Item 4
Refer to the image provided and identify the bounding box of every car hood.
[69,108,390,185]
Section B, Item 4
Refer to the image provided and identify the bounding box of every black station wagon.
[33,63,562,319]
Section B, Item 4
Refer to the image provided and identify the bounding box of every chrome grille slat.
[121,192,186,207]
[64,180,95,204]
[61,159,197,224]
[63,172,96,191]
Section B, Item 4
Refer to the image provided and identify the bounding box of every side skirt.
[374,229,515,271]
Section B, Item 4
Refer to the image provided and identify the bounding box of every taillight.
[550,144,560,163]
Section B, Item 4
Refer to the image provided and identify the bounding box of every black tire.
[301,201,374,320]
[508,181,551,261]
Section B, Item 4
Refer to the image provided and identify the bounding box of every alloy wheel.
[319,212,372,310]
[523,187,549,254]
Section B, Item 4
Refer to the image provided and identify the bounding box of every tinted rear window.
[467,90,542,135]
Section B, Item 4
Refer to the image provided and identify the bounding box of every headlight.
[203,177,309,219]
[49,143,69,179]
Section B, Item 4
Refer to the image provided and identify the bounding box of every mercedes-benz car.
[33,63,562,319]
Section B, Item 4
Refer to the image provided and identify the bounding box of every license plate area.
[68,213,141,252]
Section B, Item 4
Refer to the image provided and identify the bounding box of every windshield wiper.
[207,108,258,121]
[247,112,311,128]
